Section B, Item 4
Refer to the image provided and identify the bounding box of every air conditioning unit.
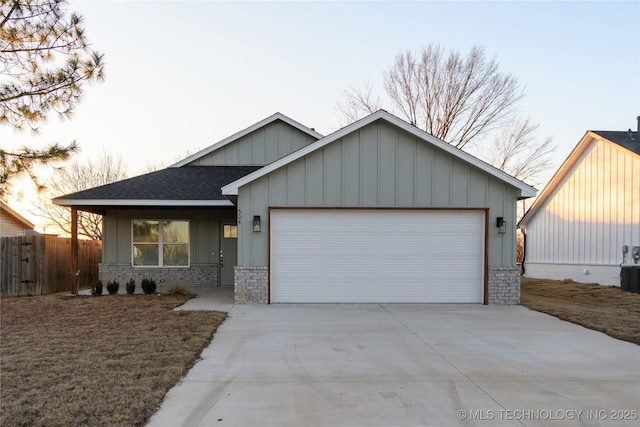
[621,266,640,293]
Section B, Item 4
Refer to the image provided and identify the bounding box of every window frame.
[131,219,190,268]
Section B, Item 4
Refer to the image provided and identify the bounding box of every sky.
[2,0,639,229]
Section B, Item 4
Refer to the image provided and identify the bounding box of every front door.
[219,222,238,287]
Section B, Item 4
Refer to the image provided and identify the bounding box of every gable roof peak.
[519,126,640,227]
[171,112,323,168]
[222,109,537,199]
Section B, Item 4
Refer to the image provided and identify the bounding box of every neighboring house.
[518,122,640,286]
[0,202,35,237]
[54,110,536,304]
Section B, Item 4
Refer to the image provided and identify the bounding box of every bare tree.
[336,81,381,127]
[337,44,554,184]
[34,152,126,239]
[484,118,556,186]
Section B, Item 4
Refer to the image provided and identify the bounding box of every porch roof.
[53,166,261,213]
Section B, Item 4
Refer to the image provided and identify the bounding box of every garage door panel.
[270,209,484,303]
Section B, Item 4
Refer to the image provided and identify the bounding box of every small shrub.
[90,281,103,296]
[166,284,193,297]
[141,278,157,294]
[106,280,120,295]
[126,278,136,295]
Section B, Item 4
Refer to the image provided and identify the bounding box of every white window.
[132,220,189,267]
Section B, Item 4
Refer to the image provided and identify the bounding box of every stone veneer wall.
[231,265,520,305]
[234,266,268,303]
[488,266,520,305]
[99,263,217,287]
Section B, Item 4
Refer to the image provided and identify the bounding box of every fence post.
[71,208,79,294]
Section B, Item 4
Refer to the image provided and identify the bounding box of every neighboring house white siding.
[0,204,35,237]
[522,134,640,286]
[0,215,28,237]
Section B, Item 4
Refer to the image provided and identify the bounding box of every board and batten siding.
[186,120,318,166]
[102,208,235,264]
[237,120,519,267]
[524,139,640,285]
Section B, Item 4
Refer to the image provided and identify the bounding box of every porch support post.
[71,207,79,294]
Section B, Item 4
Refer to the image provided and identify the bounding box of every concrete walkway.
[172,286,235,312]
[148,296,640,427]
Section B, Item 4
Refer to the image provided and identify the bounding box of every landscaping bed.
[0,292,226,426]
[521,277,640,345]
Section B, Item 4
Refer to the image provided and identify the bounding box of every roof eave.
[0,202,35,229]
[518,188,537,199]
[52,199,234,208]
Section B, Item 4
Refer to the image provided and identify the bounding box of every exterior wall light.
[496,217,506,234]
[253,215,261,232]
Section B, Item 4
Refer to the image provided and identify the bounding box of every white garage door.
[270,209,485,303]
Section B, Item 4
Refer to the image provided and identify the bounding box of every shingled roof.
[53,166,261,211]
[592,130,640,155]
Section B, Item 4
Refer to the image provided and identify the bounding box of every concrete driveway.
[148,301,639,427]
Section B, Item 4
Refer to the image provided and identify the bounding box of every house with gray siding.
[55,110,536,304]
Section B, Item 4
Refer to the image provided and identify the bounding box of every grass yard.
[0,292,226,427]
[2,279,638,426]
[521,277,640,345]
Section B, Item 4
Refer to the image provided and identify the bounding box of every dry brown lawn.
[521,277,640,345]
[0,292,226,427]
[2,279,638,426]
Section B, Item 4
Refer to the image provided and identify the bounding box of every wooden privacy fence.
[1,235,102,296]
